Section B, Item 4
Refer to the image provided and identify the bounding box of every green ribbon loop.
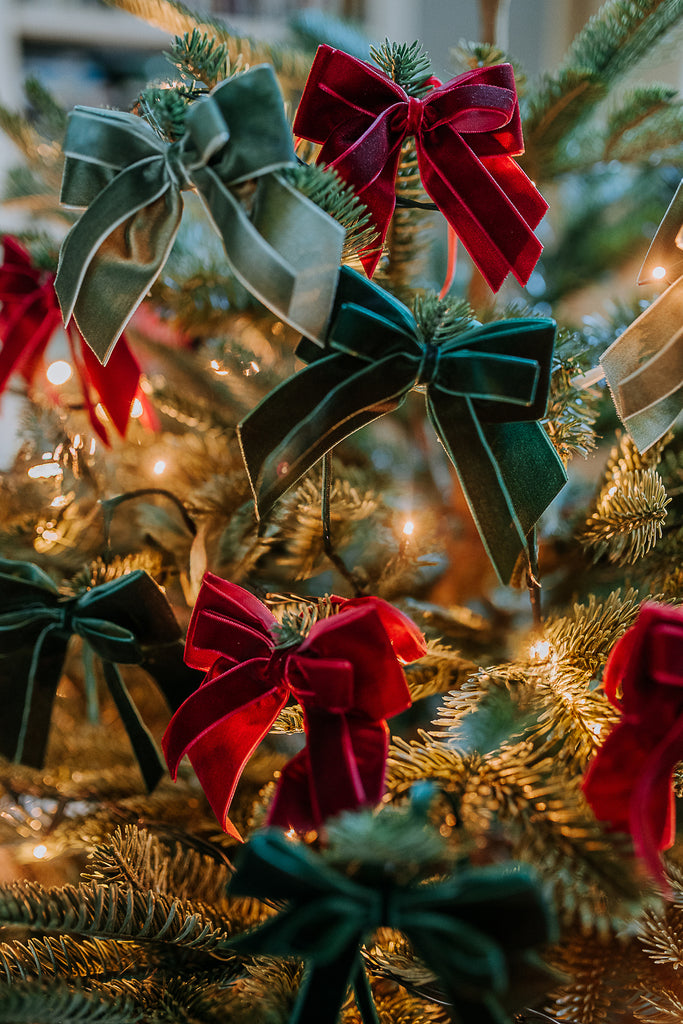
[55,66,344,363]
[227,830,554,1024]
[238,267,566,582]
[0,558,200,789]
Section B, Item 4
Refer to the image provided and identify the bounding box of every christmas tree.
[0,0,682,1021]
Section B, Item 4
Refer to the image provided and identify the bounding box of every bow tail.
[428,393,566,582]
[55,167,181,364]
[77,329,141,438]
[238,353,407,519]
[0,631,66,766]
[293,948,376,1024]
[268,716,388,832]
[418,137,545,291]
[196,170,343,343]
[100,659,165,792]
[630,714,683,887]
[0,299,61,394]
[162,663,287,836]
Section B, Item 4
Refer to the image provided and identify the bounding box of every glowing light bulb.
[652,265,666,280]
[46,360,72,385]
[153,460,167,475]
[28,462,61,479]
[402,520,415,537]
[130,397,144,418]
[529,639,551,661]
[32,844,48,859]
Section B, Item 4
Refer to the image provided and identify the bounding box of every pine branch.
[0,935,141,984]
[278,164,376,262]
[167,29,233,88]
[544,327,600,462]
[0,980,142,1023]
[102,0,312,90]
[0,882,232,953]
[403,642,477,703]
[546,932,636,1024]
[543,588,642,676]
[583,468,670,565]
[604,84,681,157]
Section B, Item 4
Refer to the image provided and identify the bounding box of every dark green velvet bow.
[238,267,567,581]
[55,65,344,363]
[227,830,554,1024]
[0,558,201,790]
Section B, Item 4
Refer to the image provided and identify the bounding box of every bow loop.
[293,46,546,287]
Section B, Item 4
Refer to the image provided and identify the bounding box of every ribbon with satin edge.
[0,236,141,444]
[162,574,426,839]
[599,276,683,453]
[238,267,566,583]
[225,830,554,1024]
[638,178,683,287]
[293,45,547,287]
[0,558,202,791]
[582,603,683,887]
[55,65,344,363]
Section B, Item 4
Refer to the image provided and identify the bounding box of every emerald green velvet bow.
[238,267,567,581]
[55,66,344,363]
[0,559,201,790]
[227,830,554,1024]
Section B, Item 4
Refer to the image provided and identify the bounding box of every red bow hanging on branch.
[293,46,547,289]
[582,603,683,888]
[0,236,144,444]
[162,574,426,839]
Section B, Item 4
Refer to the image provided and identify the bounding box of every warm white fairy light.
[89,438,97,455]
[130,397,144,418]
[210,359,229,376]
[402,520,415,537]
[529,639,551,661]
[46,360,72,385]
[153,459,167,475]
[28,462,61,479]
[32,844,48,859]
[652,265,666,280]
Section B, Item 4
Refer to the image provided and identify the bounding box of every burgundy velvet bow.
[582,603,683,886]
[0,236,140,444]
[162,574,426,839]
[293,45,547,289]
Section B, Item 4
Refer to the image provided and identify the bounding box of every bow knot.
[293,46,547,287]
[416,340,442,387]
[163,138,194,189]
[162,575,426,838]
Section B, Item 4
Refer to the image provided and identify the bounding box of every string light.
[32,844,48,859]
[402,520,415,537]
[210,359,229,376]
[130,397,144,418]
[46,360,72,385]
[28,462,61,479]
[652,266,666,280]
[529,639,551,661]
[153,459,167,475]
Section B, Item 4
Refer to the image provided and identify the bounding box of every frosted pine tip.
[46,360,72,385]
[652,266,666,280]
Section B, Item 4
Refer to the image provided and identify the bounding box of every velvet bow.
[226,830,554,1024]
[0,236,140,444]
[293,45,547,287]
[238,267,566,582]
[55,65,344,363]
[582,603,683,886]
[162,574,426,838]
[0,558,201,790]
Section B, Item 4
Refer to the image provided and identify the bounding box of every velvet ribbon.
[600,277,683,453]
[55,66,344,363]
[292,45,547,287]
[162,574,426,838]
[238,267,566,583]
[227,829,554,1024]
[0,558,201,790]
[0,236,140,444]
[582,603,683,887]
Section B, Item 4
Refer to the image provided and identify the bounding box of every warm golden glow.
[402,520,415,537]
[153,459,167,475]
[652,265,666,280]
[46,360,72,385]
[32,844,48,859]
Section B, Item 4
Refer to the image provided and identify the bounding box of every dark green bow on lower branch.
[226,830,555,1024]
[238,267,567,582]
[0,558,201,790]
[55,65,344,363]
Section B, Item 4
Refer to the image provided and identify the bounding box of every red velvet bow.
[582,603,683,887]
[162,574,426,839]
[0,236,141,444]
[293,45,547,289]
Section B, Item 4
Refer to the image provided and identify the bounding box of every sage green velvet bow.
[227,830,554,1024]
[55,66,344,363]
[0,558,200,790]
[238,267,567,582]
